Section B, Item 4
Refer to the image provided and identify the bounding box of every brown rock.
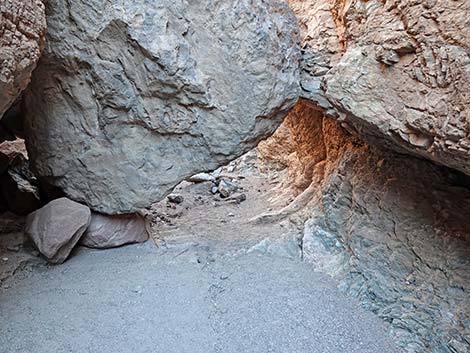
[290,0,470,175]
[25,198,91,264]
[80,213,148,249]
[0,0,46,118]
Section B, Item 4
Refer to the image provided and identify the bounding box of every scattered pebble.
[7,245,20,252]
[132,285,143,294]
[188,173,215,183]
[167,195,184,204]
[218,179,238,198]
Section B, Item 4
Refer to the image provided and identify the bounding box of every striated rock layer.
[259,100,470,353]
[24,0,300,214]
[288,0,470,175]
[0,0,46,119]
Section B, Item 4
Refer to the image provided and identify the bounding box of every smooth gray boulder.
[24,0,300,214]
[81,213,148,249]
[0,0,46,118]
[25,198,91,264]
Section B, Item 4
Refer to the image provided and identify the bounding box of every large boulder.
[25,198,91,264]
[288,0,470,175]
[80,213,148,249]
[23,0,300,214]
[0,0,46,118]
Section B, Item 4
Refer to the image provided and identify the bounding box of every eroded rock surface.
[81,213,148,249]
[289,0,470,175]
[0,154,41,215]
[259,101,470,353]
[24,0,300,214]
[0,0,46,119]
[25,198,91,264]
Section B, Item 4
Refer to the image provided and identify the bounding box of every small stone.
[132,285,143,294]
[6,245,20,252]
[211,168,222,178]
[218,179,238,198]
[188,173,216,183]
[2,257,8,262]
[167,195,184,204]
[211,186,219,194]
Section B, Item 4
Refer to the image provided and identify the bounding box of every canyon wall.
[288,0,470,175]
[0,0,45,141]
[259,100,470,353]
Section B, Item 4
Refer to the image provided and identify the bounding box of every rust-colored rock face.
[259,100,470,353]
[289,0,470,175]
[0,0,46,118]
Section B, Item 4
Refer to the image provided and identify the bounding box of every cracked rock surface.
[0,0,46,119]
[23,0,300,214]
[289,0,470,175]
[259,101,470,353]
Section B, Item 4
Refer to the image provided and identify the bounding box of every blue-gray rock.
[23,0,300,214]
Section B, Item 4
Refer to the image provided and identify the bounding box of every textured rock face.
[259,101,470,353]
[24,0,300,214]
[258,100,327,192]
[25,198,91,264]
[0,0,46,119]
[288,0,470,175]
[0,154,41,215]
[81,213,148,249]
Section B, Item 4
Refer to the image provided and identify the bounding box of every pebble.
[188,173,215,183]
[167,195,184,204]
[132,285,143,294]
[218,179,238,198]
[7,245,20,252]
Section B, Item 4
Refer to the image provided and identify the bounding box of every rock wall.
[23,0,300,214]
[0,0,46,120]
[259,100,470,353]
[288,0,470,176]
